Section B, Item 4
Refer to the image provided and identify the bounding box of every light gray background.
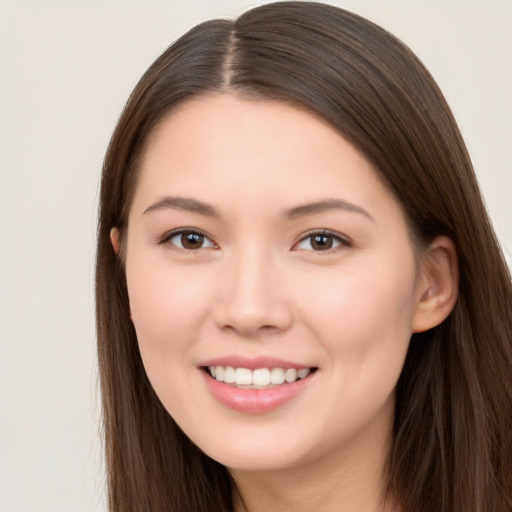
[1,1,510,511]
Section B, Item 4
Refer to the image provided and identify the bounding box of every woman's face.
[123,94,428,472]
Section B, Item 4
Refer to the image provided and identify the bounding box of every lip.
[199,362,317,415]
[199,355,313,371]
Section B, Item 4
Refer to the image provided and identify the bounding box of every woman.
[95,2,512,511]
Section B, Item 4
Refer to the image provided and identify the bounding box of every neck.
[230,405,397,512]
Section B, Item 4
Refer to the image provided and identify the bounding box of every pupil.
[312,235,332,250]
[182,232,203,249]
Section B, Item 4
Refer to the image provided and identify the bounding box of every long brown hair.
[96,2,512,511]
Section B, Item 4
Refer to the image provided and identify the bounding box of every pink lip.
[199,367,317,415]
[199,355,313,370]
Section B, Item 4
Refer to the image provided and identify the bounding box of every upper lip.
[199,355,316,370]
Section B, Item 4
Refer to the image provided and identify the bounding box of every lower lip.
[201,370,315,414]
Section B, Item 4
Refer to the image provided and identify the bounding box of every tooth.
[270,367,285,385]
[297,368,310,379]
[223,366,235,384]
[284,368,297,383]
[253,368,271,386]
[215,366,224,381]
[211,365,311,385]
[235,368,253,386]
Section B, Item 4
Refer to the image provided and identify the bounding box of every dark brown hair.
[96,2,512,511]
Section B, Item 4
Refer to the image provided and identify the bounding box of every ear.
[412,236,459,333]
[110,227,120,254]
[110,227,132,320]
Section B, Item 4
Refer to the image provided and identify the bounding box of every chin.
[211,449,304,473]
[186,423,308,472]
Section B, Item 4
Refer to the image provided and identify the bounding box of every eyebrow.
[142,195,372,221]
[285,199,373,220]
[143,196,220,217]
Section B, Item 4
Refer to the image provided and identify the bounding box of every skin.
[113,94,458,512]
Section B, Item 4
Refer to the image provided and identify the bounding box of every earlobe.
[110,227,120,255]
[412,236,459,333]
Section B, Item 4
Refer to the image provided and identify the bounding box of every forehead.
[143,94,353,171]
[133,94,393,209]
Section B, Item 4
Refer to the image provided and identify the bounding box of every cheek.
[294,255,417,364]
[125,259,219,420]
[290,258,417,435]
[125,256,213,367]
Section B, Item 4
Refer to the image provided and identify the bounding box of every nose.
[212,246,293,337]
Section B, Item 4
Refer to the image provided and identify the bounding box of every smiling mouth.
[203,366,318,389]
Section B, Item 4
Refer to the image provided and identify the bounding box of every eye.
[161,229,217,250]
[294,231,350,252]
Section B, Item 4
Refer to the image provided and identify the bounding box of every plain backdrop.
[0,1,510,511]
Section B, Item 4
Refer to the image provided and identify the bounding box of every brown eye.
[165,230,216,250]
[294,231,349,252]
[181,232,205,249]
[310,234,333,250]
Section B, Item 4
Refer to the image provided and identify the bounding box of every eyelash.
[158,229,351,252]
[293,230,352,253]
[159,229,217,250]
